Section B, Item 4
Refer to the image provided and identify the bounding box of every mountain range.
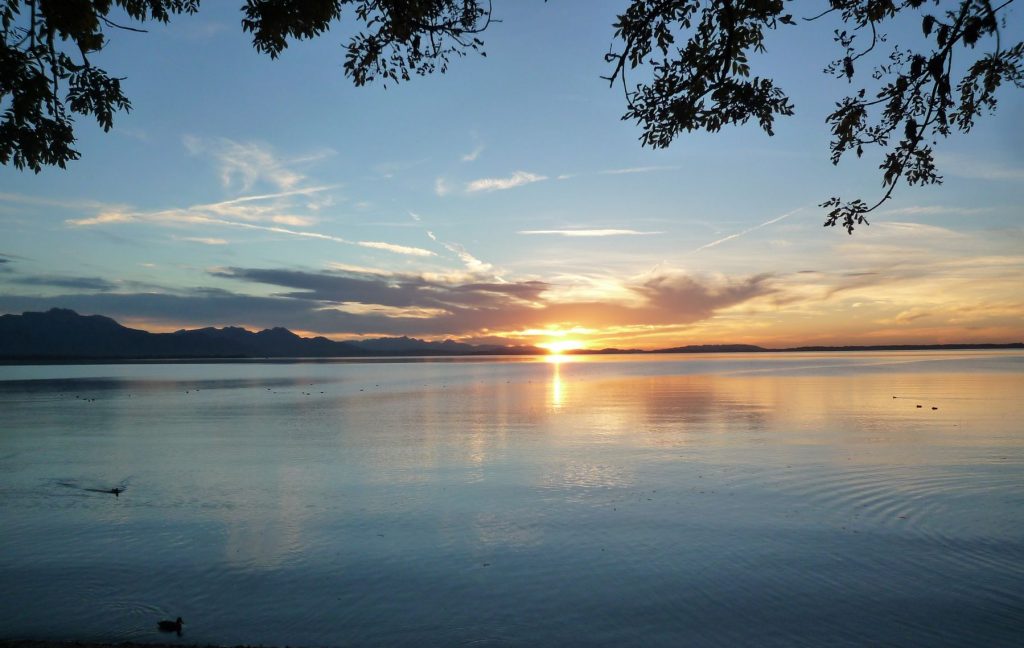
[0,308,1020,360]
[0,309,538,359]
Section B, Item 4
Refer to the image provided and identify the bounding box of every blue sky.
[1,1,1022,348]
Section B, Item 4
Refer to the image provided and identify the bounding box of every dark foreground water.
[1,352,1022,647]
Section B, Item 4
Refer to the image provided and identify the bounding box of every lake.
[1,352,1022,646]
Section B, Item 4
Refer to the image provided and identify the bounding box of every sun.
[539,339,584,355]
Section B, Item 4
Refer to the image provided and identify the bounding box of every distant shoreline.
[1,308,1021,363]
[1,343,1022,365]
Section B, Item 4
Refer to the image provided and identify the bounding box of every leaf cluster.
[0,0,198,171]
[605,0,797,147]
[815,0,1021,232]
[241,0,491,87]
[605,0,1021,233]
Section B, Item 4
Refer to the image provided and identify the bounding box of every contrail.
[694,207,805,252]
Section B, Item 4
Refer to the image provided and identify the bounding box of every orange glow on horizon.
[538,339,585,355]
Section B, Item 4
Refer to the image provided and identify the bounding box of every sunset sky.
[1,2,1022,349]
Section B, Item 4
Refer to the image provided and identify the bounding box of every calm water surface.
[1,352,1022,646]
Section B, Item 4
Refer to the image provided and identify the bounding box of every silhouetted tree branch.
[1,0,1021,234]
[602,0,1022,232]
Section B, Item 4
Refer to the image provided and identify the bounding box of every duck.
[157,617,183,633]
[109,487,123,497]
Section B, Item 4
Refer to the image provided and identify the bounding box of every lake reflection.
[1,352,1022,646]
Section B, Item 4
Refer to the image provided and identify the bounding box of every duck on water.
[158,617,183,634]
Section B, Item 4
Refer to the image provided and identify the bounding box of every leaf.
[922,15,935,38]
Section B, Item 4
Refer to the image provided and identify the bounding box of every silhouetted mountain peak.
[44,307,80,318]
[256,327,299,340]
[13,308,128,333]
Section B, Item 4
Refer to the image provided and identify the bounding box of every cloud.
[465,171,547,193]
[357,241,435,257]
[0,191,122,212]
[440,240,493,274]
[212,266,547,311]
[630,269,774,321]
[519,229,661,237]
[892,308,931,324]
[211,186,335,206]
[434,177,452,197]
[695,207,803,251]
[203,265,772,335]
[12,275,117,291]
[0,265,776,341]
[183,136,309,192]
[879,205,993,217]
[598,165,679,175]
[173,236,229,245]
[325,262,396,276]
[461,145,484,162]
[941,154,1024,182]
[271,215,317,227]
[65,210,136,227]
[65,188,429,257]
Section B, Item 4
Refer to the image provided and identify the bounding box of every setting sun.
[539,339,584,355]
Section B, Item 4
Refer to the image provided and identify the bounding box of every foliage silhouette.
[1,0,1021,232]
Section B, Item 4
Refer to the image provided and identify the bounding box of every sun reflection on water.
[550,359,563,410]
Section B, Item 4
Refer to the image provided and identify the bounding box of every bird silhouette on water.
[158,617,183,634]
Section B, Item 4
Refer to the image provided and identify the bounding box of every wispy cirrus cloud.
[66,210,136,227]
[67,200,435,258]
[434,177,453,197]
[519,229,661,237]
[207,186,335,207]
[197,220,435,257]
[270,214,317,227]
[465,171,546,193]
[183,136,333,192]
[357,241,435,257]
[461,145,484,162]
[58,143,433,258]
[940,154,1024,182]
[440,240,493,274]
[879,205,993,216]
[173,236,229,245]
[598,165,679,175]
[0,191,126,212]
[419,225,495,276]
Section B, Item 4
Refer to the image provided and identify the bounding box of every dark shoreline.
[1,343,1022,365]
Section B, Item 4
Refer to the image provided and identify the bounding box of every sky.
[1,1,1023,350]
